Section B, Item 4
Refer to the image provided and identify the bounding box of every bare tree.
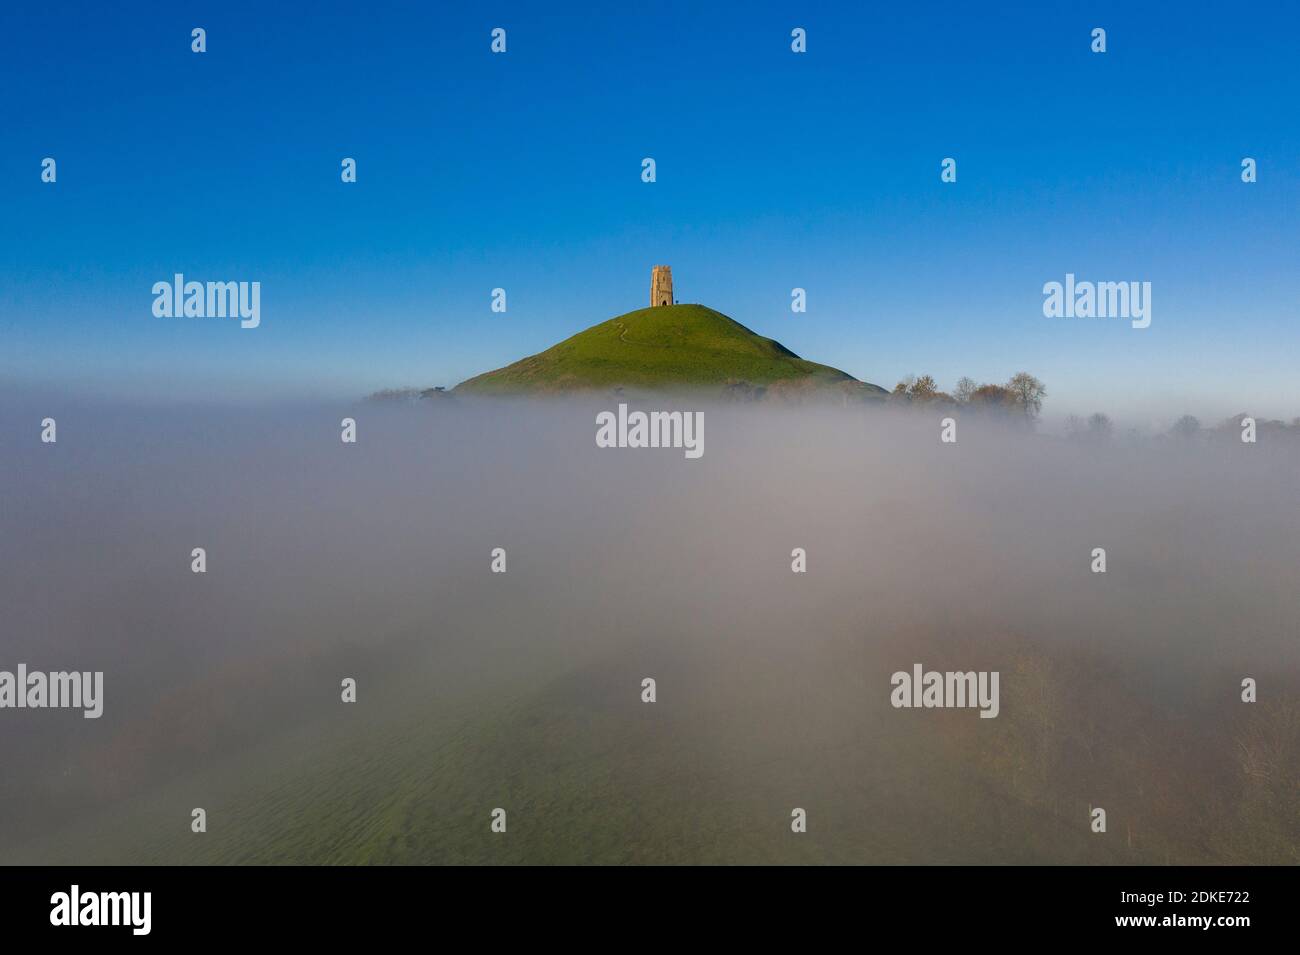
[1006,372,1047,418]
[1170,415,1201,439]
[954,376,977,403]
[1087,412,1113,440]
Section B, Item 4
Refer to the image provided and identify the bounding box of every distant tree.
[1170,415,1201,438]
[890,374,953,404]
[1087,412,1113,440]
[910,374,939,400]
[968,383,1019,411]
[1064,412,1114,442]
[890,374,957,405]
[954,376,978,403]
[1007,372,1047,418]
[722,379,766,402]
[368,387,424,402]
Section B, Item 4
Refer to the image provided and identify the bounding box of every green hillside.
[454,304,885,397]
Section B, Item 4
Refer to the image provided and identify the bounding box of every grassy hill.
[455,304,885,397]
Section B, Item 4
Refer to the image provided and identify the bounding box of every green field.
[7,621,1293,866]
[455,304,886,398]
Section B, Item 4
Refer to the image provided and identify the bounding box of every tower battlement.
[650,266,673,307]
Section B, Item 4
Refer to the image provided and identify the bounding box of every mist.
[1,394,1296,864]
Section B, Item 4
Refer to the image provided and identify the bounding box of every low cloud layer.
[1,395,1295,863]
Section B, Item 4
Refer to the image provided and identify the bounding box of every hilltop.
[453,304,886,399]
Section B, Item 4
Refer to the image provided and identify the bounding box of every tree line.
[889,372,1047,419]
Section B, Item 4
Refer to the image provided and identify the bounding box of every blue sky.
[2,1,1298,422]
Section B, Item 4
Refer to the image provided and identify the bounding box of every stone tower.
[650,266,673,307]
